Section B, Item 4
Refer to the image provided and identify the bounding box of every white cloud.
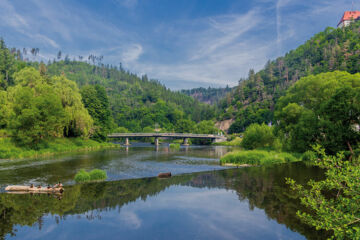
[122,44,143,63]
[119,210,142,229]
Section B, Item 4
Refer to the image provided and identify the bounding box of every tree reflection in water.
[0,162,330,240]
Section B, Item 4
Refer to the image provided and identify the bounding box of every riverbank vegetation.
[0,138,116,160]
[221,150,299,166]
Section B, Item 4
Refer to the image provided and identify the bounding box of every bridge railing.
[107,133,226,139]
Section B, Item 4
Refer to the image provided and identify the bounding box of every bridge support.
[182,138,189,146]
[124,137,130,146]
[154,137,159,146]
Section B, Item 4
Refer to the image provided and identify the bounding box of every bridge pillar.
[154,137,159,146]
[182,138,189,146]
[124,137,130,146]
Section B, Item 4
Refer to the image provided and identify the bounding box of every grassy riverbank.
[213,137,242,146]
[0,138,118,160]
[220,150,300,166]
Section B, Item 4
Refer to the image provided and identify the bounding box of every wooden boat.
[158,172,171,178]
[5,185,64,193]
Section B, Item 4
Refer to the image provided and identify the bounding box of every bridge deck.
[108,133,226,139]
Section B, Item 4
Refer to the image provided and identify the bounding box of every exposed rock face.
[215,119,234,132]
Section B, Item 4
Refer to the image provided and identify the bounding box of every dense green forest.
[181,86,233,105]
[220,21,360,133]
[36,60,216,133]
[0,38,219,151]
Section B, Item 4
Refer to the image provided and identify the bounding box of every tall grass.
[220,150,300,166]
[0,137,117,160]
[74,169,107,183]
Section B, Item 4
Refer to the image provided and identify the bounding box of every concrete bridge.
[107,133,227,146]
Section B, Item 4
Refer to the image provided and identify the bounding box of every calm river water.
[0,144,327,239]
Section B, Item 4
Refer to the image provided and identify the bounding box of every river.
[0,144,327,239]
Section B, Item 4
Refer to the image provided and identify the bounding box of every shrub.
[74,169,90,182]
[241,123,275,150]
[74,169,107,182]
[89,169,107,181]
[301,150,317,162]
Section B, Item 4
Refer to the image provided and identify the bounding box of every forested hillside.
[30,61,216,133]
[181,86,233,105]
[220,21,360,133]
[0,37,219,152]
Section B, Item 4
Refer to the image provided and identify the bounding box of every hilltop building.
[338,11,360,28]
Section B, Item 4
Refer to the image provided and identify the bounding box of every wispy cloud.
[0,0,354,89]
[122,44,143,63]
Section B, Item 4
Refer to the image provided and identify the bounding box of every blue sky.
[0,0,356,89]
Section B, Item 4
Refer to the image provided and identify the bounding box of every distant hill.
[0,39,216,133]
[219,21,360,133]
[37,61,216,132]
[181,86,233,105]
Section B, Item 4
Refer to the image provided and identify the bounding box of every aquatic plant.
[74,169,91,182]
[89,169,107,181]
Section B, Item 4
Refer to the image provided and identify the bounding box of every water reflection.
[0,145,233,188]
[0,163,329,240]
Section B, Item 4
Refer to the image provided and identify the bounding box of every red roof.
[338,11,360,26]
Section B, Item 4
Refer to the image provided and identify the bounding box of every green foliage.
[0,39,18,89]
[214,137,242,146]
[74,170,90,183]
[81,84,114,141]
[287,147,360,239]
[89,169,107,181]
[175,119,196,133]
[301,150,317,162]
[275,71,360,153]
[223,22,360,133]
[192,120,219,144]
[74,169,107,182]
[113,126,129,133]
[4,67,94,147]
[220,150,299,166]
[8,84,66,147]
[169,143,180,150]
[0,137,116,159]
[241,123,275,150]
[142,126,155,133]
[40,60,215,132]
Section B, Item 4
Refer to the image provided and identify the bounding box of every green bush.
[74,170,90,182]
[241,123,275,150]
[301,150,317,162]
[89,169,107,181]
[220,150,300,166]
[74,169,107,183]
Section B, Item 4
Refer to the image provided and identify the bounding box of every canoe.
[158,172,171,178]
[5,185,64,193]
